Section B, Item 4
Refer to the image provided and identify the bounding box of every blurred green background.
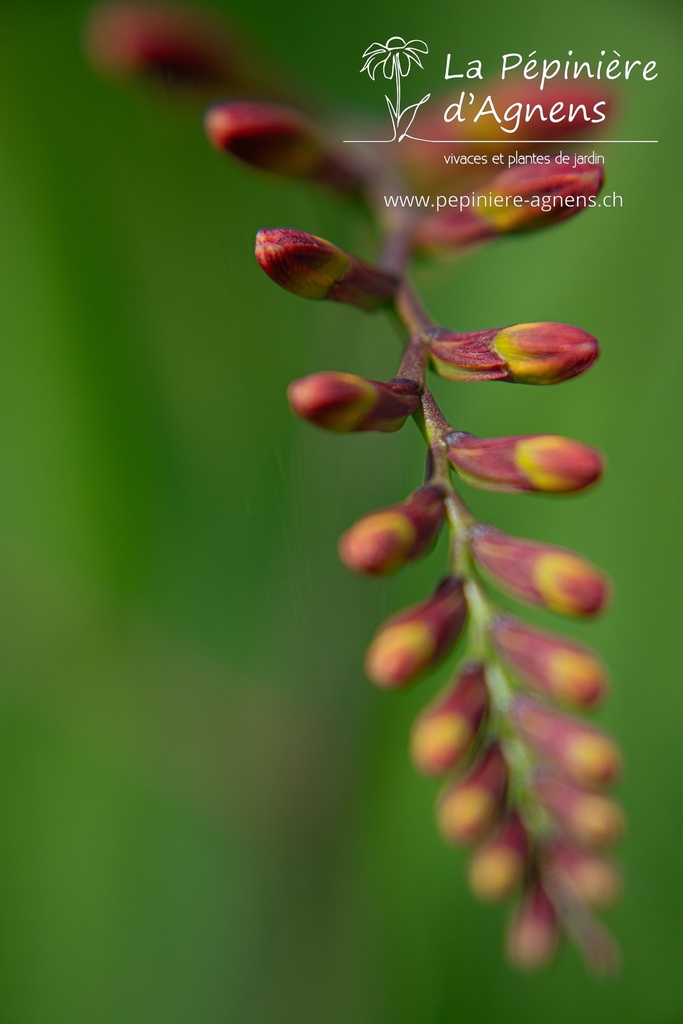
[0,0,681,1021]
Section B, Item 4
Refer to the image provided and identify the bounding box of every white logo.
[360,37,431,141]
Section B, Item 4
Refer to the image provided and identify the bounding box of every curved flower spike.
[255,229,398,311]
[416,164,605,254]
[205,102,362,193]
[364,577,467,689]
[447,432,602,494]
[339,485,445,575]
[470,524,609,617]
[287,372,420,433]
[426,322,599,385]
[492,615,608,707]
[410,662,489,775]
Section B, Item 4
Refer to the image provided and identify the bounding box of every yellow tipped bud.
[436,744,507,846]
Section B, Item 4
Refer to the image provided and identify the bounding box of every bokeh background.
[0,0,681,1021]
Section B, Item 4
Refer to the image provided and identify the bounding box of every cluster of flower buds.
[87,1,623,975]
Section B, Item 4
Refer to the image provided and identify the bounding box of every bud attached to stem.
[426,322,599,385]
[447,432,602,494]
[206,101,362,193]
[534,776,625,849]
[364,577,467,689]
[506,881,559,971]
[511,696,622,787]
[544,844,622,909]
[287,372,420,433]
[436,742,508,845]
[416,164,604,255]
[468,812,530,902]
[410,662,488,775]
[470,524,609,617]
[85,2,253,91]
[255,229,398,311]
[339,485,445,575]
[492,615,608,707]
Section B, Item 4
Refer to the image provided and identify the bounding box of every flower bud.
[339,485,445,575]
[534,776,625,849]
[468,812,529,902]
[470,524,609,617]
[410,662,488,775]
[492,615,608,707]
[544,844,622,909]
[447,432,602,494]
[287,372,420,433]
[426,322,599,385]
[436,743,508,845]
[364,577,467,689]
[416,164,604,254]
[506,882,559,971]
[255,229,398,311]
[511,696,622,787]
[85,2,251,91]
[205,102,362,193]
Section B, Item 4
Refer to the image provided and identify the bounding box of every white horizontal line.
[343,139,658,144]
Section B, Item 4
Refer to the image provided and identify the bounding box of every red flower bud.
[511,696,622,788]
[506,881,559,971]
[470,524,609,617]
[544,844,622,909]
[416,163,604,255]
[410,661,488,775]
[339,485,445,575]
[468,812,529,902]
[85,2,249,91]
[287,372,420,433]
[426,321,599,385]
[492,615,608,707]
[534,776,625,849]
[436,742,508,845]
[364,577,467,689]
[205,102,361,193]
[255,229,398,311]
[447,432,602,493]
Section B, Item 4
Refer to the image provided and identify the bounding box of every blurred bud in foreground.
[468,812,529,902]
[410,662,488,775]
[256,229,397,311]
[426,322,599,385]
[436,743,508,845]
[447,432,602,494]
[339,485,445,575]
[506,881,559,971]
[470,524,609,617]
[416,164,604,255]
[205,101,362,193]
[85,2,256,92]
[364,577,467,689]
[511,696,622,788]
[544,844,622,909]
[534,776,625,849]
[287,372,420,433]
[492,615,608,707]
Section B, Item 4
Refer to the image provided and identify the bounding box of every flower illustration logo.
[360,37,430,141]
